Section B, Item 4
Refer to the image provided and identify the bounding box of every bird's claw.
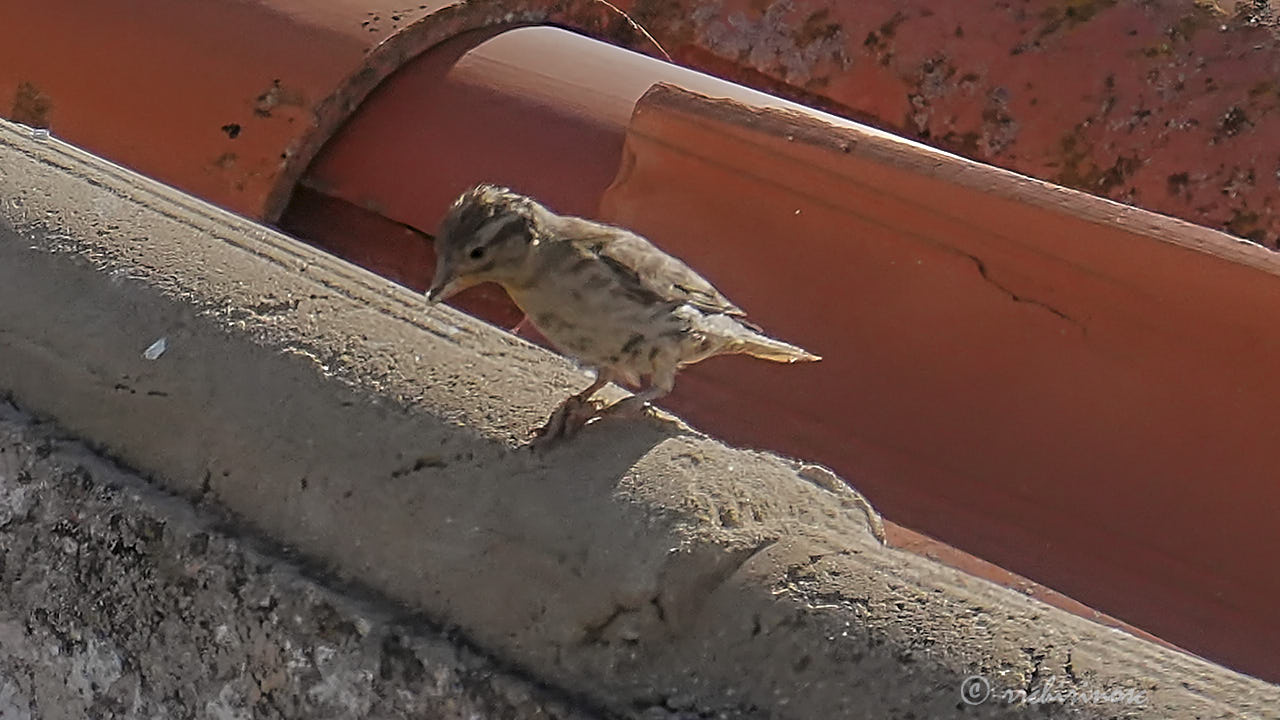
[596,397,688,433]
[598,396,654,420]
[528,395,602,449]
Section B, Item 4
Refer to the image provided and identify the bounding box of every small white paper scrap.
[142,337,167,360]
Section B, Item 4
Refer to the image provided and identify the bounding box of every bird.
[426,184,820,443]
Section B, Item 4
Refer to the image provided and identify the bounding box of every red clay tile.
[599,83,1280,682]
[615,0,1280,247]
[0,0,667,221]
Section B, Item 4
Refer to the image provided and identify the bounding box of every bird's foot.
[596,396,689,433]
[597,396,655,420]
[528,395,603,449]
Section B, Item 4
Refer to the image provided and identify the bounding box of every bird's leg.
[599,367,675,420]
[530,370,612,445]
[571,371,611,403]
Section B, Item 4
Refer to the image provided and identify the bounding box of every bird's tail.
[728,329,822,363]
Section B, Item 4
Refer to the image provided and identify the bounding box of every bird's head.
[427,184,543,303]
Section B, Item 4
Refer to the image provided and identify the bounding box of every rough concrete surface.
[1,119,1278,718]
[0,402,598,720]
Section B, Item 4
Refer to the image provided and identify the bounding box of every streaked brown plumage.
[427,184,820,441]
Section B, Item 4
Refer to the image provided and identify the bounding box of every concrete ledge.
[0,120,1275,717]
[0,402,596,719]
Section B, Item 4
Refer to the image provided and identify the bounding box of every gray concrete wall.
[1,119,1277,718]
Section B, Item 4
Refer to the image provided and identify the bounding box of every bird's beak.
[426,278,459,304]
[426,264,473,304]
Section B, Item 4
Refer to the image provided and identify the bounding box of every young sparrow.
[427,184,820,442]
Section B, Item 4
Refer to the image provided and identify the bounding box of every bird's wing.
[566,222,747,318]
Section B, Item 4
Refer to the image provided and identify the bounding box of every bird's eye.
[469,246,486,260]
